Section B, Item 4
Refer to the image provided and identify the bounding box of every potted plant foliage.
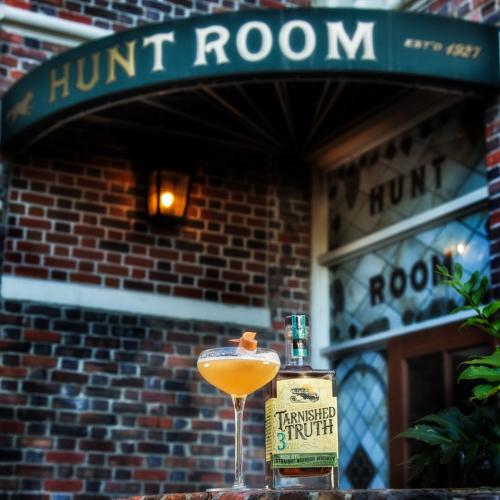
[397,264,500,487]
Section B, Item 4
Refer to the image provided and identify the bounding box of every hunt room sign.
[1,8,499,145]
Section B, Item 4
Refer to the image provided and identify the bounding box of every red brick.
[46,233,78,245]
[0,55,18,67]
[97,264,128,276]
[133,470,167,481]
[80,440,115,452]
[174,264,203,276]
[491,211,500,227]
[221,293,250,305]
[24,168,56,182]
[0,421,24,433]
[77,177,107,190]
[19,217,51,230]
[223,271,250,282]
[18,438,52,449]
[46,452,85,464]
[47,209,79,222]
[70,273,101,285]
[20,192,54,206]
[14,266,49,278]
[24,330,61,343]
[72,248,104,260]
[166,356,194,368]
[201,209,228,222]
[137,416,173,428]
[22,355,57,368]
[0,366,26,378]
[149,248,178,260]
[173,287,203,299]
[108,455,143,467]
[51,371,88,384]
[0,30,24,42]
[45,257,76,269]
[124,256,153,268]
[0,394,27,405]
[198,279,225,291]
[487,149,500,167]
[192,420,223,430]
[44,480,83,492]
[16,465,53,477]
[84,362,118,374]
[141,391,175,404]
[201,233,228,244]
[74,224,105,238]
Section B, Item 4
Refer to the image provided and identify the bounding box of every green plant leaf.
[472,276,489,305]
[470,383,500,401]
[397,425,453,445]
[458,365,500,383]
[482,301,500,318]
[454,263,463,279]
[399,406,500,487]
[417,410,466,441]
[436,264,451,277]
[464,271,479,293]
[451,305,474,314]
[461,348,500,368]
[440,443,461,463]
[407,449,441,487]
[459,317,490,333]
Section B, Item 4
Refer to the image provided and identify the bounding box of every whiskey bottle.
[265,314,339,489]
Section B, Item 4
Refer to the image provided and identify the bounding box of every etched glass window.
[328,106,486,250]
[337,351,388,488]
[330,210,489,341]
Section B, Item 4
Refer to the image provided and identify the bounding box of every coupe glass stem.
[232,396,246,489]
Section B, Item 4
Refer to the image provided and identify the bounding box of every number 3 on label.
[277,432,286,450]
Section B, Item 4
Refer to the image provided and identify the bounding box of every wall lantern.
[147,169,191,222]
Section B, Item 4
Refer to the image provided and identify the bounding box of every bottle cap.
[229,331,258,351]
[284,314,309,340]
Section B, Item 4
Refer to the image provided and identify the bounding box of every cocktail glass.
[197,344,280,491]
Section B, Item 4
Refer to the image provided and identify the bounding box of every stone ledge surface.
[119,489,500,500]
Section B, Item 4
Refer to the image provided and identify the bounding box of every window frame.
[310,94,487,363]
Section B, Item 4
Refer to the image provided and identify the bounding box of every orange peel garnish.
[229,331,257,351]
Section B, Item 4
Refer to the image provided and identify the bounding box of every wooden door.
[387,322,493,487]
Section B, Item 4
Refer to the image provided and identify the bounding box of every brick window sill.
[119,489,500,500]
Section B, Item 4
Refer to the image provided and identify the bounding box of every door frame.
[387,321,494,487]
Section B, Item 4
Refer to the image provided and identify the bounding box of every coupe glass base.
[206,486,250,493]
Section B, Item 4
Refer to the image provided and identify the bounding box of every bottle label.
[265,378,339,468]
[291,339,307,359]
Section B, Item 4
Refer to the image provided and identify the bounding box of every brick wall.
[0,0,309,93]
[0,0,499,498]
[4,144,310,311]
[6,0,309,31]
[486,97,500,296]
[0,124,309,498]
[0,0,311,497]
[421,0,500,22]
[0,298,284,499]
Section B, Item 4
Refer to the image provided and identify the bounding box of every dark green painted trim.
[1,8,499,146]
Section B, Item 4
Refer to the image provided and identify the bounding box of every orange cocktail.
[197,356,280,397]
[197,332,280,491]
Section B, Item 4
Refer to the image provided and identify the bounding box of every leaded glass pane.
[337,351,388,488]
[330,210,489,341]
[328,105,486,250]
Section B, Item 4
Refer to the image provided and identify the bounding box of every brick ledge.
[119,489,500,500]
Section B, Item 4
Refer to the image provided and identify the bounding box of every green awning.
[1,7,499,148]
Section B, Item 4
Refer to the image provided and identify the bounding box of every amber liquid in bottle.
[265,315,339,489]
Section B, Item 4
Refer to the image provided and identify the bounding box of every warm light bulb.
[456,243,466,255]
[160,191,174,208]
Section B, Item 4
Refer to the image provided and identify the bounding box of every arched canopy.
[1,8,498,151]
